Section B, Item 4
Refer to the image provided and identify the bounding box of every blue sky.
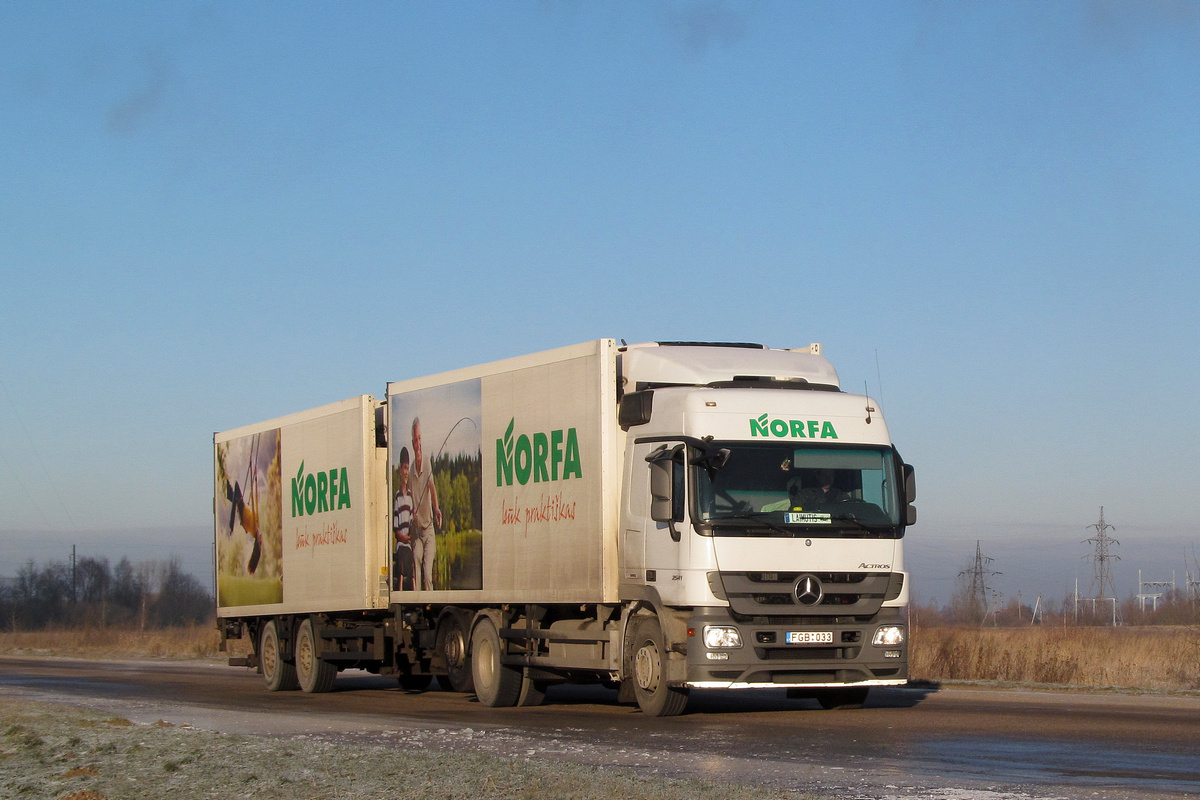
[2,2,1197,605]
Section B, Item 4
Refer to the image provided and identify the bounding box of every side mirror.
[647,444,685,540]
[903,463,916,525]
[691,444,731,477]
[619,390,654,429]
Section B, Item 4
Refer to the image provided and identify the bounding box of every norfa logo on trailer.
[495,417,583,487]
[750,414,839,439]
[291,461,352,517]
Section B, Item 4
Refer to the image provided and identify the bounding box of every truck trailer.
[214,339,915,716]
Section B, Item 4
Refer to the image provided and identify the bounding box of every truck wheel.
[516,672,547,707]
[815,687,869,710]
[631,617,689,717]
[260,620,298,691]
[470,617,522,707]
[435,613,474,693]
[295,618,337,693]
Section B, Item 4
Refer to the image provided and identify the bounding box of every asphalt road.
[1,656,1197,800]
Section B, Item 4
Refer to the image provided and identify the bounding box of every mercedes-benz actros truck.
[214,339,915,716]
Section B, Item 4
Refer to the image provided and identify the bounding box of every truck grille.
[720,571,896,617]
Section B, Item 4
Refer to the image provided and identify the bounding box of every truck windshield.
[694,443,900,532]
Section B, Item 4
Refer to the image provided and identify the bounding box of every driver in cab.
[763,468,845,512]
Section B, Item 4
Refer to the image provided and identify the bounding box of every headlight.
[703,625,742,648]
[872,625,905,646]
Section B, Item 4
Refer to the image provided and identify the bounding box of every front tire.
[295,618,337,693]
[630,617,689,717]
[260,620,298,691]
[470,617,522,707]
[516,671,548,707]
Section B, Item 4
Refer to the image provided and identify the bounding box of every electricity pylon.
[960,540,1000,621]
[1083,506,1120,602]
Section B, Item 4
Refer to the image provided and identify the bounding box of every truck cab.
[616,342,914,712]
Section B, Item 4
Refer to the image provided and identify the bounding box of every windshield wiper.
[708,509,887,537]
[830,515,878,534]
[704,512,795,536]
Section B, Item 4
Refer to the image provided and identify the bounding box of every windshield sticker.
[785,512,832,525]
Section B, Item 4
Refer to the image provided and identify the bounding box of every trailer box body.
[214,395,387,617]
[384,339,621,604]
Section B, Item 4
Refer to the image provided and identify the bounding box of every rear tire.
[295,618,337,693]
[260,620,298,691]
[630,617,689,717]
[470,617,522,707]
[436,612,474,693]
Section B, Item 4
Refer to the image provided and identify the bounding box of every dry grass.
[0,625,226,661]
[911,625,1200,691]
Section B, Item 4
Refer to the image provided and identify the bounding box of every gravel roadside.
[0,697,810,800]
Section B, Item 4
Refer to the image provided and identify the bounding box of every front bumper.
[684,606,907,689]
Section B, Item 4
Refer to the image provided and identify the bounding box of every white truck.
[214,339,915,716]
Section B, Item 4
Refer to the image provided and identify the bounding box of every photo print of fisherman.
[388,379,483,591]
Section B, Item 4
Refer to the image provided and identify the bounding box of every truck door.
[620,441,651,583]
[641,442,690,603]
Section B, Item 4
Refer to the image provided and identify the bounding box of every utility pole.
[989,589,1004,626]
[71,544,77,605]
[1083,507,1120,625]
[1187,547,1200,608]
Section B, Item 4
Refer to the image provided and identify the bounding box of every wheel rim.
[634,642,660,692]
[476,632,496,689]
[262,629,278,677]
[297,627,313,677]
[443,627,465,670]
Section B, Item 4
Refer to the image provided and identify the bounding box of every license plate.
[786,631,833,644]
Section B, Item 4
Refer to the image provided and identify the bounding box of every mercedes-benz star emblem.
[794,574,824,606]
